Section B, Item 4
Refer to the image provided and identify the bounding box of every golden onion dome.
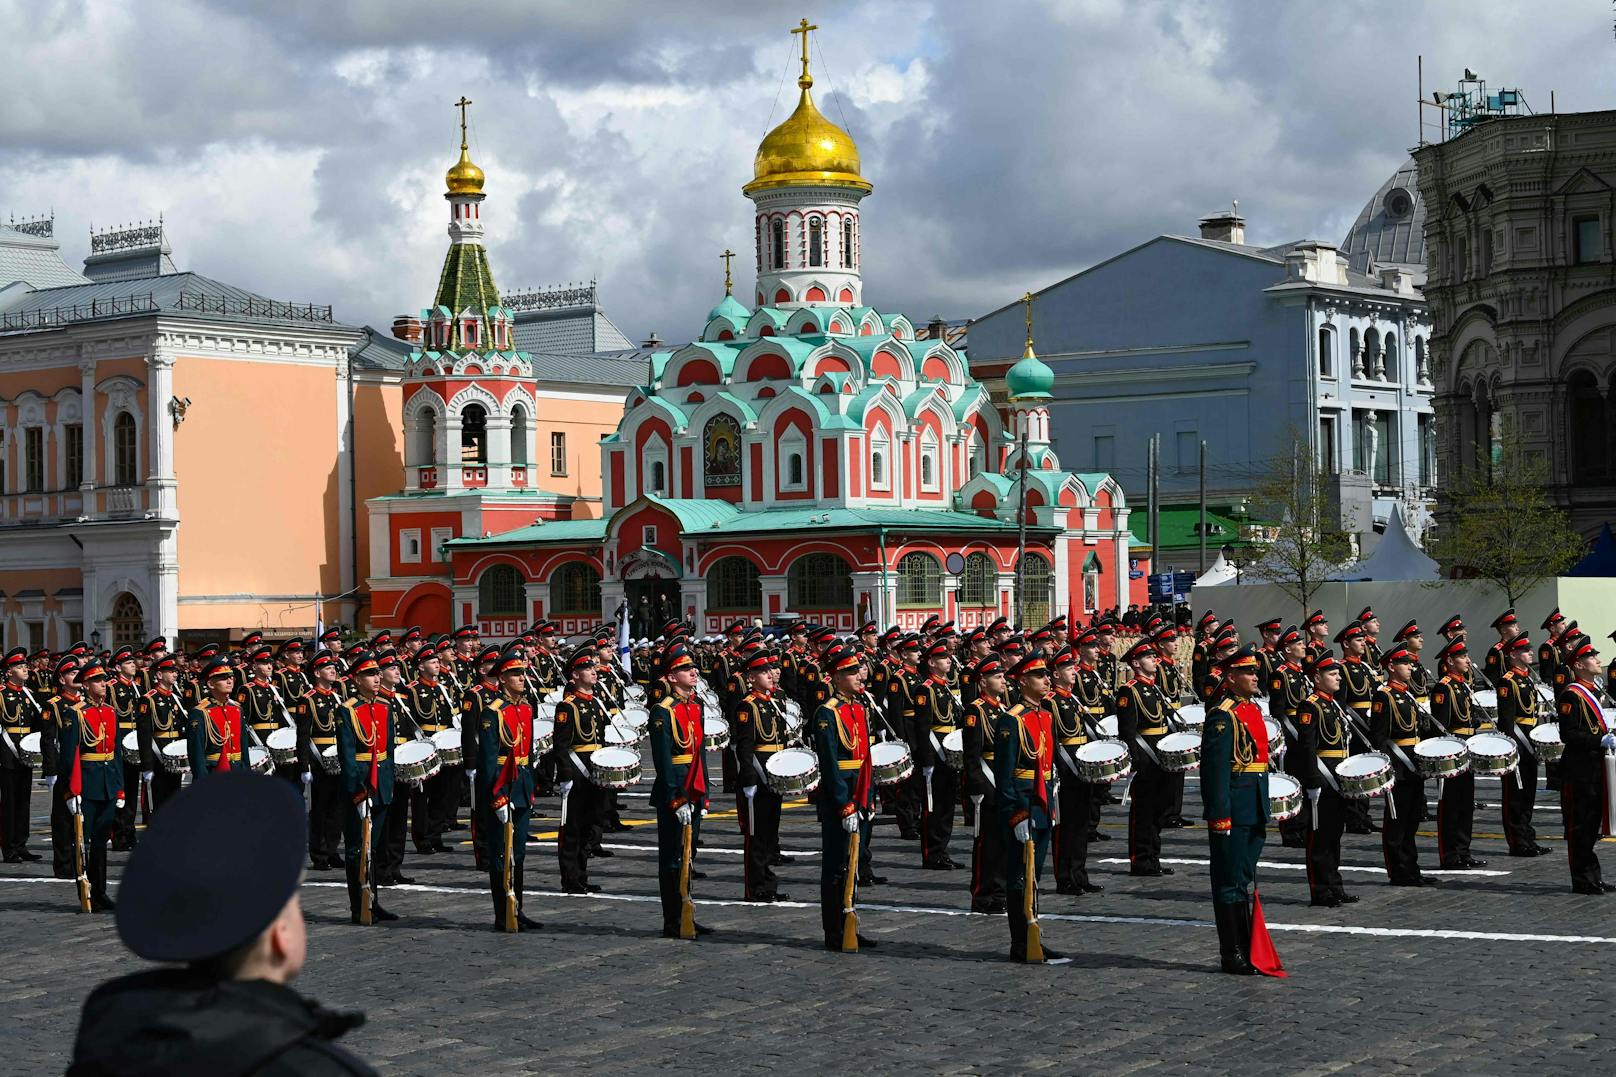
[743,73,872,196]
[445,144,485,196]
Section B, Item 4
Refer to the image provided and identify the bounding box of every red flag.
[1249,890,1287,978]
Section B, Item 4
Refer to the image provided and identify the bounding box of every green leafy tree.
[1429,424,1585,606]
[1245,437,1355,622]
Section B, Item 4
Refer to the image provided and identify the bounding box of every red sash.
[493,701,531,799]
[838,702,873,809]
[1026,705,1052,813]
[1235,699,1268,763]
[676,698,707,801]
[357,701,387,791]
[210,705,240,771]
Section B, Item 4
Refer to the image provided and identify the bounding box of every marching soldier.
[1293,653,1356,907]
[1095,620,1122,690]
[108,647,143,850]
[1203,646,1284,976]
[963,655,1009,914]
[1335,622,1380,834]
[43,656,83,879]
[1357,607,1384,666]
[997,653,1063,962]
[58,660,124,913]
[404,649,457,855]
[1302,610,1330,665]
[186,659,248,778]
[1394,621,1435,708]
[1254,618,1282,683]
[887,635,924,841]
[375,653,421,886]
[1049,646,1099,895]
[139,655,188,812]
[337,655,400,924]
[1430,639,1485,869]
[1496,636,1551,857]
[1538,609,1567,691]
[1267,627,1309,849]
[1191,611,1218,689]
[1372,646,1432,887]
[475,654,543,931]
[237,645,298,788]
[275,637,311,702]
[554,645,610,895]
[1483,609,1520,690]
[733,646,790,902]
[0,649,42,862]
[299,651,347,870]
[1555,636,1615,894]
[912,639,961,870]
[813,645,875,952]
[1117,639,1173,877]
[461,644,501,872]
[649,642,715,939]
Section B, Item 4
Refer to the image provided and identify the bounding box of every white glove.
[742,785,757,799]
[355,797,370,819]
[45,776,56,790]
[559,781,574,798]
[1013,819,1031,843]
[1307,788,1321,804]
[841,811,859,833]
[466,769,477,783]
[1604,734,1616,751]
[67,796,81,815]
[923,766,934,781]
[116,796,126,810]
[675,803,693,826]
[495,803,511,823]
[141,771,154,783]
[301,770,312,786]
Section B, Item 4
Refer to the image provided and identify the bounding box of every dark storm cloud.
[2,0,1603,346]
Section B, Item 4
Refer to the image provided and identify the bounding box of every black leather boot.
[660,872,680,938]
[1216,902,1253,975]
[1007,893,1027,962]
[514,864,542,931]
[822,882,843,951]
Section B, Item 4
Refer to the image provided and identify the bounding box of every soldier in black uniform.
[1496,635,1551,857]
[109,647,144,850]
[1293,653,1357,907]
[374,653,423,885]
[553,645,610,894]
[460,645,502,872]
[42,655,82,879]
[733,645,790,902]
[1266,627,1309,848]
[1555,637,1614,894]
[1357,606,1384,666]
[298,652,347,870]
[1372,646,1433,886]
[887,635,924,841]
[1253,618,1282,683]
[1537,608,1566,694]
[1118,639,1173,877]
[275,638,311,706]
[1430,638,1485,868]
[139,655,188,813]
[1197,626,1239,703]
[963,656,1008,913]
[0,649,43,862]
[237,645,299,788]
[1073,628,1116,842]
[1483,608,1520,690]
[1334,622,1380,834]
[911,639,961,870]
[404,648,457,855]
[1048,646,1100,894]
[1191,611,1218,689]
[1302,610,1330,665]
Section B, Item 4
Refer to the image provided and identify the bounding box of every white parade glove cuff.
[1013,819,1031,843]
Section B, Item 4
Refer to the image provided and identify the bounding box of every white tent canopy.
[1331,504,1438,582]
[1195,551,1238,587]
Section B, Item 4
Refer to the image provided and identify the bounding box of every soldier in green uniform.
[139,655,188,813]
[185,659,248,778]
[58,660,125,912]
[1202,645,1283,976]
[475,654,543,931]
[997,653,1062,962]
[648,641,714,939]
[813,644,877,952]
[336,655,400,925]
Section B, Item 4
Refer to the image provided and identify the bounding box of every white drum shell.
[764,747,820,796]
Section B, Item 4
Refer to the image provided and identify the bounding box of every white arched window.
[642,436,668,496]
[808,217,824,268]
[870,430,891,492]
[113,412,138,487]
[1318,325,1335,378]
[842,218,855,269]
[509,404,528,466]
[779,427,808,492]
[460,402,488,464]
[968,429,987,478]
[919,429,941,492]
[410,406,438,468]
[771,219,786,270]
[1383,332,1398,381]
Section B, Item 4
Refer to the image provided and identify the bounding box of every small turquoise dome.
[708,294,750,323]
[1005,346,1053,400]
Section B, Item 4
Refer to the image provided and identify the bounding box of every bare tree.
[1428,423,1585,607]
[1244,435,1355,622]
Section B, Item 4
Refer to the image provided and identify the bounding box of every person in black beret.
[69,773,375,1075]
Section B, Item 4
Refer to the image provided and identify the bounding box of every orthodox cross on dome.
[791,17,818,88]
[1023,291,1035,352]
[455,96,473,149]
[721,248,735,295]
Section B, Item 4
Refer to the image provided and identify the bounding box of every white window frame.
[870,430,891,492]
[550,431,567,476]
[779,428,808,492]
[430,526,454,564]
[399,528,422,565]
[642,436,669,497]
[919,429,941,493]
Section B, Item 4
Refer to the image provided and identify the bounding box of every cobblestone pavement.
[4,772,1614,1074]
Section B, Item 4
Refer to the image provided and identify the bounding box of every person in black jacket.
[70,773,373,1076]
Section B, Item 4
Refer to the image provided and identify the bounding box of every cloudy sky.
[4,0,1608,347]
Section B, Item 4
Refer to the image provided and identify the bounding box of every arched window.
[870,430,890,491]
[1015,553,1053,628]
[509,404,528,466]
[788,552,853,610]
[1569,370,1610,482]
[478,564,525,618]
[771,219,786,270]
[707,556,762,612]
[896,552,942,608]
[842,218,855,269]
[919,429,940,492]
[110,592,144,647]
[1348,327,1361,376]
[1318,325,1334,377]
[1383,332,1398,381]
[703,414,742,487]
[412,408,437,467]
[1364,327,1382,380]
[649,459,666,494]
[779,428,808,492]
[460,403,488,464]
[959,552,997,607]
[113,412,138,486]
[788,453,804,486]
[968,430,986,477]
[1415,336,1429,382]
[550,561,602,616]
[808,217,824,268]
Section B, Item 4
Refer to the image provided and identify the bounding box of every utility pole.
[1015,427,1029,628]
[1198,439,1208,575]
